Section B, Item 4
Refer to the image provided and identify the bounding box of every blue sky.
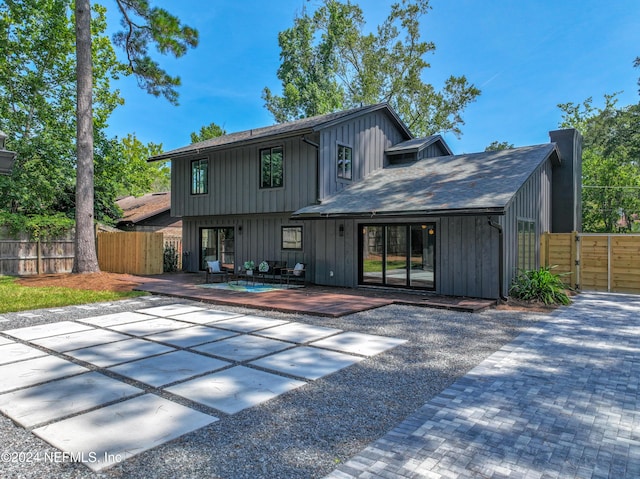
[105,0,640,155]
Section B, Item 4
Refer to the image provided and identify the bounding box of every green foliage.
[559,94,640,232]
[0,212,74,240]
[0,275,144,314]
[509,267,571,305]
[116,134,168,196]
[263,0,480,137]
[112,0,199,105]
[190,122,227,143]
[163,244,179,272]
[485,141,514,151]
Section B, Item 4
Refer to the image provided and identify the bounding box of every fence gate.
[541,232,640,294]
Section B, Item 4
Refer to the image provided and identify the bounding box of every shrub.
[163,244,179,272]
[509,266,571,305]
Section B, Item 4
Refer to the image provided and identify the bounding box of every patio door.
[200,227,235,271]
[359,223,435,290]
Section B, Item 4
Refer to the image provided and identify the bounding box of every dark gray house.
[150,103,581,299]
[0,130,16,176]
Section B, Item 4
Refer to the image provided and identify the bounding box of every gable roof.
[292,144,560,218]
[385,135,453,156]
[149,103,411,162]
[116,192,171,225]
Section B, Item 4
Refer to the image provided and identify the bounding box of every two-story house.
[149,103,581,300]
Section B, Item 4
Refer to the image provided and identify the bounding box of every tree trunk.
[73,0,100,273]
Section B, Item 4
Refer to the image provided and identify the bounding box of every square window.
[337,144,352,180]
[191,159,208,195]
[282,226,302,250]
[260,146,284,188]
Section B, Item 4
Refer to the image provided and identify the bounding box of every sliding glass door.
[360,223,435,290]
[200,227,235,271]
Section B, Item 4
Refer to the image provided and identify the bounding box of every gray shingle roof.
[292,144,559,217]
[149,103,411,161]
[385,135,453,156]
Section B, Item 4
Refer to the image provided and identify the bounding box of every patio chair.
[281,262,306,287]
[205,260,230,283]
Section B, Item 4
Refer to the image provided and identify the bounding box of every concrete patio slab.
[310,331,407,356]
[0,371,142,428]
[255,322,343,343]
[0,336,14,345]
[32,394,218,472]
[250,346,364,380]
[108,350,230,387]
[0,355,87,393]
[166,366,306,414]
[107,317,192,336]
[30,329,131,352]
[211,315,289,333]
[145,325,239,348]
[136,304,205,317]
[168,309,244,324]
[0,342,46,365]
[79,311,154,327]
[3,321,94,341]
[65,338,175,367]
[194,335,294,362]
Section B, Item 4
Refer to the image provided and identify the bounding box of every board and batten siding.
[502,157,554,293]
[171,137,318,218]
[318,110,407,199]
[182,215,307,273]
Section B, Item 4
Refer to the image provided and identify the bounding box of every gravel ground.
[0,296,548,479]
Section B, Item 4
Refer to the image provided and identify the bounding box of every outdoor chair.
[205,260,231,283]
[281,262,306,287]
[257,260,287,283]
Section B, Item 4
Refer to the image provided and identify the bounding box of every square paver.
[250,346,364,380]
[169,309,244,324]
[0,356,88,393]
[65,338,175,367]
[211,315,289,333]
[0,371,142,428]
[107,318,192,336]
[33,394,218,472]
[145,326,238,348]
[108,350,230,387]
[3,321,94,341]
[0,342,47,365]
[79,311,154,328]
[0,336,14,345]
[255,322,342,343]
[194,335,293,362]
[310,332,407,356]
[136,303,205,318]
[166,366,306,414]
[30,329,131,352]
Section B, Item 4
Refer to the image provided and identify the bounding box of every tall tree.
[73,0,198,272]
[190,122,227,143]
[263,0,480,137]
[485,141,514,151]
[559,94,640,232]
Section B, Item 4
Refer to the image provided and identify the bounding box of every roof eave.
[291,207,506,220]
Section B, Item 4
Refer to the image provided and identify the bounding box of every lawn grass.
[0,276,145,314]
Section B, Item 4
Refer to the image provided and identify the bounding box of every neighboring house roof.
[292,144,560,218]
[385,135,453,156]
[116,192,172,225]
[149,103,411,162]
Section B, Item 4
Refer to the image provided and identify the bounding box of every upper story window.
[191,158,208,195]
[337,144,352,180]
[260,146,283,188]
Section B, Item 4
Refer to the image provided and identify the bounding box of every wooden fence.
[541,232,640,294]
[97,231,164,275]
[0,237,74,275]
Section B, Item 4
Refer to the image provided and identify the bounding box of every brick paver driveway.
[328,293,640,479]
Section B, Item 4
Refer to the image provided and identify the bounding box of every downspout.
[302,136,320,204]
[488,217,508,302]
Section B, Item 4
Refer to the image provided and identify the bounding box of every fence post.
[37,239,42,275]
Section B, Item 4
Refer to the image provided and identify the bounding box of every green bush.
[509,266,571,305]
[163,244,179,272]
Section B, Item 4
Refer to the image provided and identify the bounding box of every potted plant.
[244,260,255,276]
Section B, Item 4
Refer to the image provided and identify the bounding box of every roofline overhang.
[291,207,506,220]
